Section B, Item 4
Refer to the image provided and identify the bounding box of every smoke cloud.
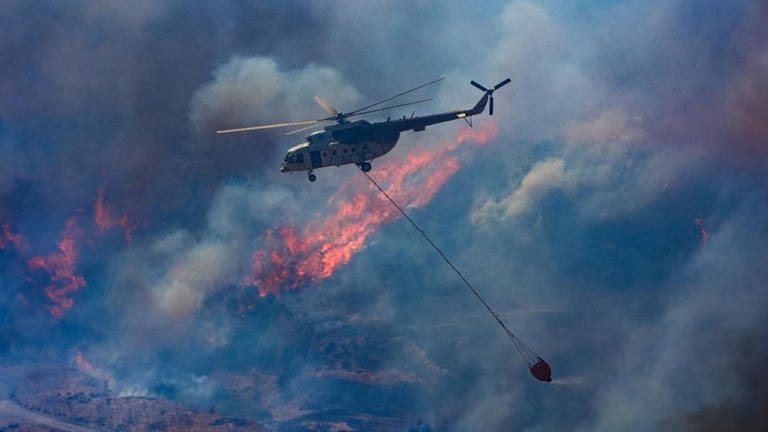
[472,158,566,223]
[1,0,766,430]
[189,56,362,133]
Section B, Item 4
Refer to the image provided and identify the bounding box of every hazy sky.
[1,1,767,430]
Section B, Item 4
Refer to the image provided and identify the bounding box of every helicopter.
[217,77,511,182]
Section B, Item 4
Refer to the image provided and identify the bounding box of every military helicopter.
[217,77,511,182]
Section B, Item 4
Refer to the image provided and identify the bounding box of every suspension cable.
[363,171,538,366]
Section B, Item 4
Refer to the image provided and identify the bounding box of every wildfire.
[73,350,114,384]
[27,217,87,317]
[251,122,498,296]
[74,350,95,371]
[4,188,131,318]
[0,224,25,250]
[694,218,710,246]
[94,187,133,242]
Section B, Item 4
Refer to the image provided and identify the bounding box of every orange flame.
[94,187,133,242]
[694,218,710,246]
[251,122,498,296]
[0,224,25,250]
[27,217,86,317]
[73,350,114,383]
[74,350,95,371]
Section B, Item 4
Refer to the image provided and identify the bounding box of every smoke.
[725,37,768,159]
[564,108,647,149]
[472,158,566,223]
[189,56,363,133]
[104,180,301,327]
[582,199,768,431]
[679,331,768,432]
[1,0,767,430]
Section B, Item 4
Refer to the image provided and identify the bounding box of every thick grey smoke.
[583,200,768,431]
[189,56,362,133]
[1,0,767,430]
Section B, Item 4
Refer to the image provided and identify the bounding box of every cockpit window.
[285,152,304,164]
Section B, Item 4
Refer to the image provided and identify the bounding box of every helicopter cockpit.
[284,151,304,164]
[281,142,309,172]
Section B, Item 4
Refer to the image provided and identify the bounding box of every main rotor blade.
[217,119,320,134]
[284,121,329,136]
[494,78,511,90]
[346,98,433,118]
[470,80,488,92]
[347,77,444,116]
[314,95,338,116]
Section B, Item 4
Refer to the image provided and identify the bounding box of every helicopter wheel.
[360,162,372,172]
[308,173,317,182]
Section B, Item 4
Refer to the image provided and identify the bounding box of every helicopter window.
[323,152,327,157]
[332,150,337,155]
[343,148,348,153]
[296,153,304,163]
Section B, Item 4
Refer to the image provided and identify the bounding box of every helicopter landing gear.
[308,172,317,182]
[358,162,372,172]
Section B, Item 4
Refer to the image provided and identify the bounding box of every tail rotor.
[471,78,511,116]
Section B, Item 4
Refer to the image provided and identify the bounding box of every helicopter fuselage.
[280,120,400,174]
[281,91,492,181]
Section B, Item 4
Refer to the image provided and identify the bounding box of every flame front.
[2,188,131,318]
[694,218,710,246]
[27,217,86,317]
[94,187,133,242]
[0,224,25,250]
[251,123,498,296]
[73,350,114,383]
[74,350,95,371]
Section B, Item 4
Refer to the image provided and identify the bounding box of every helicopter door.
[310,151,322,169]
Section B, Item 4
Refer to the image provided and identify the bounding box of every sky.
[1,0,767,430]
